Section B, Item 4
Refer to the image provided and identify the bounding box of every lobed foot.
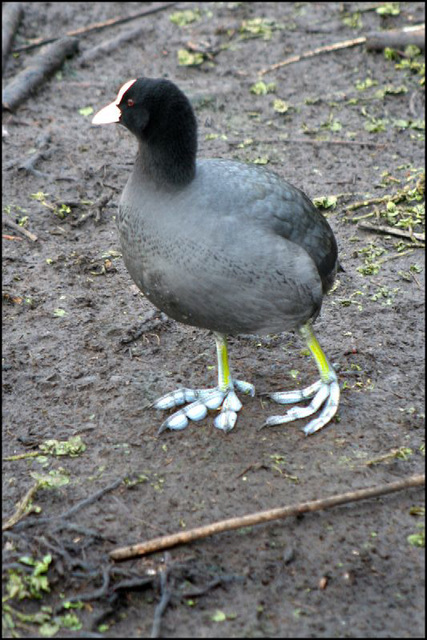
[262,373,340,435]
[154,379,255,433]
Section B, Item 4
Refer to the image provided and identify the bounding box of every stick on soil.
[12,2,178,53]
[151,554,172,639]
[2,36,79,111]
[2,2,23,74]
[260,25,425,75]
[358,221,425,242]
[3,219,38,242]
[110,474,425,561]
[79,25,146,66]
[259,37,367,75]
[365,25,425,52]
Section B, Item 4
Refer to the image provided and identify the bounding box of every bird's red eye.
[127,98,134,107]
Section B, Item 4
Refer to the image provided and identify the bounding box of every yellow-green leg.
[263,322,340,435]
[154,332,254,433]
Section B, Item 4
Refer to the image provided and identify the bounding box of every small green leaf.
[33,555,52,576]
[53,308,67,317]
[30,470,70,489]
[170,9,200,26]
[211,610,227,622]
[355,78,378,91]
[236,138,253,148]
[252,156,269,165]
[364,118,387,133]
[57,613,82,630]
[79,106,94,117]
[39,436,86,457]
[407,531,425,547]
[30,191,49,201]
[39,622,60,637]
[250,81,276,95]
[313,195,338,209]
[273,99,289,113]
[19,556,37,567]
[177,49,204,66]
[240,17,280,40]
[330,120,342,132]
[384,47,399,60]
[376,3,400,16]
[375,84,407,99]
[393,119,410,129]
[342,12,363,29]
[63,600,84,609]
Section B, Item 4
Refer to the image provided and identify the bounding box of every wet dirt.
[2,2,425,637]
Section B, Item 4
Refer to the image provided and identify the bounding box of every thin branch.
[378,248,424,263]
[259,24,425,76]
[3,37,79,111]
[2,482,40,531]
[79,25,146,67]
[365,448,410,467]
[2,2,23,74]
[2,234,23,241]
[12,478,122,531]
[259,37,366,75]
[279,137,385,148]
[110,474,425,561]
[64,567,111,604]
[346,195,391,211]
[12,2,178,53]
[232,137,386,149]
[151,554,172,639]
[3,219,38,242]
[59,478,123,520]
[181,575,242,598]
[358,221,425,242]
[365,25,425,52]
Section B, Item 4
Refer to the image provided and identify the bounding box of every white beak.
[92,101,121,125]
[92,79,137,125]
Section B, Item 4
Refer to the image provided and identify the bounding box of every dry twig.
[12,2,178,53]
[3,219,38,242]
[151,553,172,639]
[3,37,79,111]
[2,234,22,241]
[2,2,23,74]
[358,221,425,243]
[12,478,122,531]
[2,482,40,531]
[260,37,366,75]
[18,149,51,178]
[279,138,385,148]
[260,25,425,76]
[365,25,425,52]
[346,195,391,211]
[79,25,146,66]
[110,474,424,560]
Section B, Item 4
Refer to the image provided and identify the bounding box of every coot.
[92,77,340,435]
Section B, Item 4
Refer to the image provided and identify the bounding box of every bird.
[92,77,340,436]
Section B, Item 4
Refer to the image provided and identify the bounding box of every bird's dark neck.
[136,137,196,188]
[134,98,198,189]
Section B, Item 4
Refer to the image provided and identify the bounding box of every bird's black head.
[93,77,198,187]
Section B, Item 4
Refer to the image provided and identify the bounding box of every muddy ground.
[2,2,425,638]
